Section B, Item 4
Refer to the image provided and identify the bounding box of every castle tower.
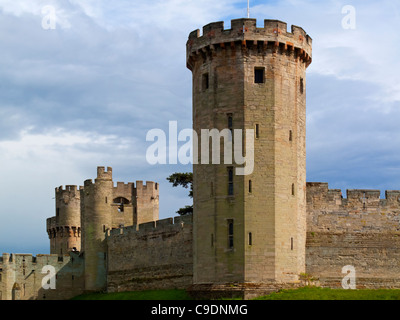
[186,19,312,294]
[81,166,113,291]
[134,181,160,225]
[47,186,81,255]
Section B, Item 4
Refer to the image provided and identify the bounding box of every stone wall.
[106,215,193,292]
[0,252,84,300]
[306,182,400,288]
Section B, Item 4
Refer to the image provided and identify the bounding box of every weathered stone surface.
[106,215,193,292]
[188,18,311,287]
[0,253,84,300]
[306,182,400,288]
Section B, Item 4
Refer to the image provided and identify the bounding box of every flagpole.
[247,0,250,18]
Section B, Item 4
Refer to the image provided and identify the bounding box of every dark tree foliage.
[166,172,193,215]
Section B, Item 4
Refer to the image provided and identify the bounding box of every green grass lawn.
[71,289,192,300]
[255,286,400,300]
[71,287,400,300]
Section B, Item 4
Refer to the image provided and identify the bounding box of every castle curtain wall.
[306,183,400,288]
[106,215,193,292]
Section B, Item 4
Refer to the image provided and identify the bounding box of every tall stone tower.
[81,166,113,291]
[186,18,312,295]
[47,185,81,255]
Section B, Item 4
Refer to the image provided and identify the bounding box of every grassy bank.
[71,287,400,300]
[71,289,192,300]
[255,287,400,300]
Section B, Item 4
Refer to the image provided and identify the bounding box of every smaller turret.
[47,185,82,255]
[97,166,112,181]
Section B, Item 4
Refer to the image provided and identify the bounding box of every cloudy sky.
[0,0,399,254]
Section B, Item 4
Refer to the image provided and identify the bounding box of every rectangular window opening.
[227,114,233,129]
[248,232,253,246]
[292,183,295,196]
[255,68,265,84]
[289,130,293,142]
[255,124,260,139]
[249,180,252,193]
[300,78,304,94]
[228,220,234,249]
[228,167,234,196]
[291,237,294,250]
[202,73,209,90]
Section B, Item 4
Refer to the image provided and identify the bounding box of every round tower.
[187,18,312,295]
[81,166,113,291]
[47,185,81,255]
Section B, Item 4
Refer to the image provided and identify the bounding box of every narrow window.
[363,192,366,210]
[227,114,233,141]
[249,180,252,193]
[202,73,209,90]
[248,232,253,246]
[228,167,234,196]
[155,183,158,190]
[255,124,260,139]
[300,78,304,94]
[228,115,233,130]
[289,130,293,142]
[103,225,106,232]
[211,234,214,247]
[228,220,234,249]
[105,197,108,204]
[292,183,295,196]
[291,237,294,250]
[254,67,265,83]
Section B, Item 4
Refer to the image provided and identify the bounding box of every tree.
[166,172,193,215]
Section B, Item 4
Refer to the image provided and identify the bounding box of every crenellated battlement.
[187,18,312,70]
[306,182,400,233]
[107,215,192,238]
[307,182,400,207]
[113,181,134,196]
[96,166,113,181]
[56,185,83,193]
[135,180,159,192]
[1,253,75,265]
